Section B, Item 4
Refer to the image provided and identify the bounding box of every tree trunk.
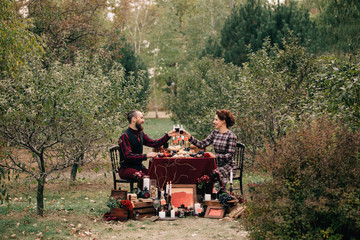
[70,153,84,181]
[36,176,45,216]
[229,0,234,15]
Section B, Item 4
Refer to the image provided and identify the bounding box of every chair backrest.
[234,142,245,170]
[110,145,121,176]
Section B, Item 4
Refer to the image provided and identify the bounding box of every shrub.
[243,117,360,239]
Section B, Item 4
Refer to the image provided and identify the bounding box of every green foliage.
[24,0,109,64]
[0,53,147,215]
[308,54,360,129]
[233,35,314,159]
[204,0,315,66]
[316,0,360,53]
[104,35,150,105]
[0,0,43,78]
[243,117,360,239]
[140,0,230,108]
[167,56,241,138]
[220,0,270,65]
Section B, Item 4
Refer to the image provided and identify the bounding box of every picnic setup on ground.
[104,109,246,222]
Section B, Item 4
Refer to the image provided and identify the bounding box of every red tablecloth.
[148,157,217,190]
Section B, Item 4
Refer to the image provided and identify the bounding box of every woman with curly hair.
[182,109,237,187]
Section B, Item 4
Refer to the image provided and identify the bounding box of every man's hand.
[167,130,178,137]
[146,152,158,158]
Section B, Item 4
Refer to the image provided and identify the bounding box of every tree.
[220,0,270,65]
[316,0,360,52]
[104,34,150,107]
[144,0,231,110]
[204,0,315,66]
[0,54,148,216]
[233,35,314,159]
[0,0,42,78]
[308,54,360,130]
[19,0,109,64]
[168,56,241,138]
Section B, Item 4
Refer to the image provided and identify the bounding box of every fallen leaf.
[36,232,44,239]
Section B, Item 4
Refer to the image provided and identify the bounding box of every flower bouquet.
[107,197,133,221]
[197,174,211,196]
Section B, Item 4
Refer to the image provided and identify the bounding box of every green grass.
[142,118,174,139]
[0,186,109,239]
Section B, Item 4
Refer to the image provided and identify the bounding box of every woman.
[182,109,237,187]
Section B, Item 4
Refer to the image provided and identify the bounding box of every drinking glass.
[175,124,180,133]
[153,199,160,216]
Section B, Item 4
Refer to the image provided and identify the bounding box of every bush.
[243,117,360,239]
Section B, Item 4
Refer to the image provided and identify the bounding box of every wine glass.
[153,199,160,216]
[175,124,180,133]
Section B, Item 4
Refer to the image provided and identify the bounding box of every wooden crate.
[109,208,129,221]
[130,201,155,220]
[111,190,127,200]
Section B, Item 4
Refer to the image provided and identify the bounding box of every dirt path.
[144,111,170,118]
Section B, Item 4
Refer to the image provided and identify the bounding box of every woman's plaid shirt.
[189,129,237,180]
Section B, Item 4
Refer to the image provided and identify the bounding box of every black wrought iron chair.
[110,145,136,192]
[230,142,245,194]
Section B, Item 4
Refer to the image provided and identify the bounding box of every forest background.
[1,0,359,239]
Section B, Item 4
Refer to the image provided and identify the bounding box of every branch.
[1,154,38,180]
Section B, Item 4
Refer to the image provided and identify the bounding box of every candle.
[194,203,201,214]
[230,170,233,184]
[204,194,211,201]
[169,181,172,196]
[143,176,150,190]
[159,211,166,218]
[165,182,169,194]
[170,209,175,218]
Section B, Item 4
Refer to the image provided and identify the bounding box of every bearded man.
[118,110,177,180]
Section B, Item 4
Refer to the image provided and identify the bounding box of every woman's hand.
[182,130,191,139]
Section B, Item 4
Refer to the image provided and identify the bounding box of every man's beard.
[136,122,144,131]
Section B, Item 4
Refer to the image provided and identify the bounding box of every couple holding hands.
[118,109,237,187]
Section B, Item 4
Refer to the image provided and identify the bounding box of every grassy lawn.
[143,118,175,139]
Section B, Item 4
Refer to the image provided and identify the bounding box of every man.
[118,110,177,181]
